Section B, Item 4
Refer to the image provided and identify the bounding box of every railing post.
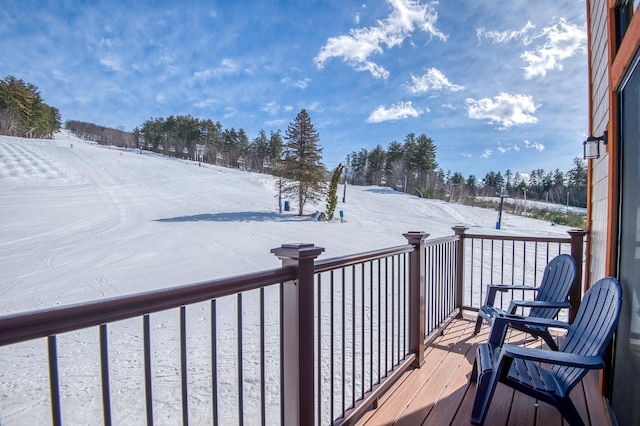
[271,243,324,426]
[452,226,469,316]
[404,231,429,367]
[567,229,586,322]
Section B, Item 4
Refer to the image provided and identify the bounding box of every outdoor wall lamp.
[583,130,607,160]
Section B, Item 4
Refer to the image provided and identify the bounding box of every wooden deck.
[355,316,611,426]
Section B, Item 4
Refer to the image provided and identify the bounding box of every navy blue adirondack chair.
[470,277,622,426]
[474,253,576,350]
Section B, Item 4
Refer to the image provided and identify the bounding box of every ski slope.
[0,132,571,315]
[0,133,573,424]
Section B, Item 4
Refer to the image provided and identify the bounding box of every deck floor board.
[355,316,611,426]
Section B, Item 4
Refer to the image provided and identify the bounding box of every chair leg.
[470,357,479,383]
[557,396,585,426]
[470,368,499,425]
[540,331,559,351]
[474,315,484,335]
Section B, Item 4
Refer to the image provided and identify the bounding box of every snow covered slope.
[0,132,571,315]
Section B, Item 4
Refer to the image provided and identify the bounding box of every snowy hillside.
[0,132,577,425]
[0,131,572,315]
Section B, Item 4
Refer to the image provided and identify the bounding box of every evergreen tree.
[366,145,386,185]
[0,75,60,138]
[268,130,283,163]
[251,129,269,171]
[326,163,344,220]
[567,157,587,207]
[281,109,326,216]
[384,140,405,189]
[466,175,478,194]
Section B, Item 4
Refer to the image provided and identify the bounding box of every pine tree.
[281,109,326,216]
[326,163,344,220]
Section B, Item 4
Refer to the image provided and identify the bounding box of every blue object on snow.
[284,201,290,211]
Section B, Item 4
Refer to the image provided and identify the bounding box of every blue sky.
[1,0,588,178]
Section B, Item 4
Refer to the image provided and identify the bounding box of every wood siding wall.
[587,0,611,286]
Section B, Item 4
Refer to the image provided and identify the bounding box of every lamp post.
[342,168,347,203]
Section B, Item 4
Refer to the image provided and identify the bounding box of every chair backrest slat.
[551,277,622,393]
[530,254,576,319]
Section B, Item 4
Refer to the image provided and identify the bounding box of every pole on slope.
[496,195,504,230]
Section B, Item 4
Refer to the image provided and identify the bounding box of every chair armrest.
[484,284,539,306]
[509,300,570,309]
[500,345,604,369]
[488,284,539,292]
[496,314,570,329]
[488,315,570,346]
[508,300,570,314]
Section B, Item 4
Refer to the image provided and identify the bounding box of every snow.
[0,132,573,424]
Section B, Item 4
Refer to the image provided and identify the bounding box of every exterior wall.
[587,0,610,286]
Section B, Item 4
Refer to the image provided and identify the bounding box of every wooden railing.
[0,228,585,425]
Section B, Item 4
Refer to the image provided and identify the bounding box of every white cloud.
[306,102,325,113]
[193,99,217,108]
[159,55,174,65]
[481,149,492,158]
[100,55,121,71]
[408,68,463,94]
[100,37,115,48]
[366,101,421,123]
[262,102,280,115]
[524,140,545,151]
[52,70,69,83]
[462,153,472,158]
[354,13,361,25]
[223,107,237,118]
[193,58,238,81]
[521,18,586,79]
[476,21,535,45]
[465,92,537,129]
[264,119,288,127]
[294,78,311,89]
[496,142,522,153]
[477,18,586,80]
[496,140,543,154]
[314,0,447,79]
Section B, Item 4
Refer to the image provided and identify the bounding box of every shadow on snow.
[154,211,306,223]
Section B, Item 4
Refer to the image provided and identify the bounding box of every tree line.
[345,139,588,208]
[65,120,137,147]
[136,115,285,173]
[0,75,61,139]
[62,100,586,210]
[70,111,323,215]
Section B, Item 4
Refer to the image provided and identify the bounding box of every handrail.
[314,244,413,273]
[424,235,459,246]
[0,227,586,425]
[0,266,296,346]
[462,234,571,243]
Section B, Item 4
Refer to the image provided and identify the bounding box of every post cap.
[271,243,325,260]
